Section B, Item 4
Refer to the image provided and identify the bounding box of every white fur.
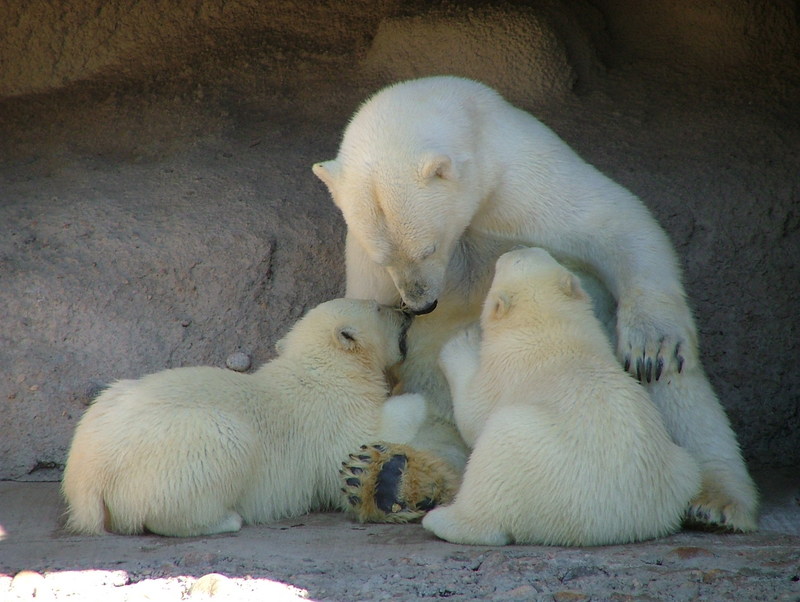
[313,75,757,531]
[377,393,428,443]
[423,248,701,546]
[61,299,426,537]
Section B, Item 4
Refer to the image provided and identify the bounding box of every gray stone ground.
[2,0,799,484]
[1,469,798,601]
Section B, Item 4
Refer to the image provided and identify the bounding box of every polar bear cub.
[422,248,701,546]
[62,299,427,537]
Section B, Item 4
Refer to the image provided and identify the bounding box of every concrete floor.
[1,468,798,601]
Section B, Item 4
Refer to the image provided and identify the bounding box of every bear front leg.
[439,325,484,446]
[534,189,697,383]
[339,443,460,523]
[438,325,481,398]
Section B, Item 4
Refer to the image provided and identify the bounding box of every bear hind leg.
[203,510,244,535]
[647,370,758,533]
[340,443,460,523]
[422,505,511,546]
[144,510,243,537]
[685,470,758,533]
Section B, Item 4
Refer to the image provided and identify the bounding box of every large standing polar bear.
[62,299,431,537]
[313,75,758,532]
[423,247,701,546]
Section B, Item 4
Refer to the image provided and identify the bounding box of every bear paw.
[684,491,758,534]
[616,297,697,382]
[439,324,481,384]
[339,442,459,523]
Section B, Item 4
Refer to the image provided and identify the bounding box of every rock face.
[0,0,798,479]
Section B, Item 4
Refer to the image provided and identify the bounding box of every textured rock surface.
[0,0,798,486]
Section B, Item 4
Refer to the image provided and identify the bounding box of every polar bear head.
[481,247,590,329]
[276,298,413,372]
[312,79,487,315]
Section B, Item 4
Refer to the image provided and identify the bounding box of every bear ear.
[312,160,340,194]
[489,292,511,320]
[559,272,588,301]
[420,154,455,181]
[335,325,360,351]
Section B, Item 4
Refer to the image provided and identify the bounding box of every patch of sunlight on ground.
[1,569,310,601]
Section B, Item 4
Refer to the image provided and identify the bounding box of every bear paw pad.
[339,442,459,523]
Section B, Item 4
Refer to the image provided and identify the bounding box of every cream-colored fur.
[313,75,757,531]
[422,248,702,546]
[61,299,426,537]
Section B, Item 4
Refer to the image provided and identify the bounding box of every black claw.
[635,357,643,381]
[645,358,653,383]
[345,477,361,487]
[356,454,371,462]
[372,444,387,452]
[375,454,408,513]
[624,355,631,373]
[655,357,664,381]
[675,344,685,374]
[360,445,368,450]
[348,495,361,506]
[349,466,363,475]
[417,497,436,511]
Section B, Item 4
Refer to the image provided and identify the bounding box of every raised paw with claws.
[339,442,459,523]
[617,296,698,383]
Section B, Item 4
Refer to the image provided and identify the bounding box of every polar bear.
[61,299,430,537]
[313,75,758,532]
[422,247,702,546]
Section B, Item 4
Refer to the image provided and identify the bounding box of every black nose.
[410,299,438,316]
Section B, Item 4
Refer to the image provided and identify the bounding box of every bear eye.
[419,244,437,260]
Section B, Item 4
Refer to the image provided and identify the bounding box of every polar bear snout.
[393,278,440,315]
[386,262,446,316]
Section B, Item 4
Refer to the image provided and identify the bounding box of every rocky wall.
[1,0,798,479]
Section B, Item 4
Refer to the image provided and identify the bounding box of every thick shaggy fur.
[313,75,757,531]
[422,248,702,546]
[61,299,427,536]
